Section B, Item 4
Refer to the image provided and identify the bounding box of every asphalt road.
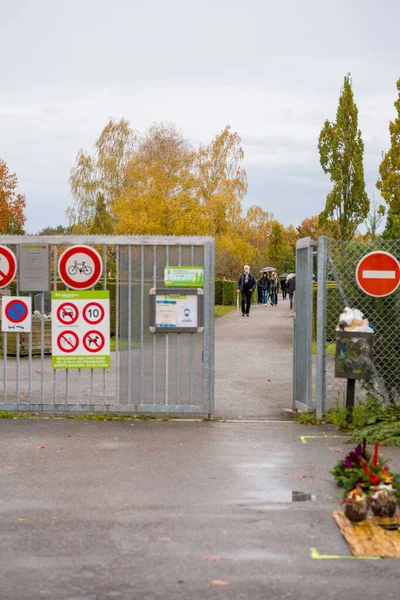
[1,418,400,600]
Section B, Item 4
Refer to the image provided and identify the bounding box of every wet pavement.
[2,302,400,599]
[1,418,400,599]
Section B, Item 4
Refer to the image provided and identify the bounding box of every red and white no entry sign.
[82,330,105,353]
[83,302,105,325]
[57,302,79,325]
[356,251,400,297]
[57,330,79,353]
[0,245,17,289]
[58,245,103,290]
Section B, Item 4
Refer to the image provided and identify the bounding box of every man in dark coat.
[237,265,257,317]
[287,275,296,310]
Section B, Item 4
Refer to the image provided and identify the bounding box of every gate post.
[293,237,314,412]
[316,237,327,420]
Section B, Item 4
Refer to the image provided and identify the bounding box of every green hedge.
[215,280,237,305]
[215,280,259,306]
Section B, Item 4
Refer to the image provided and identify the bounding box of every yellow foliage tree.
[113,123,204,235]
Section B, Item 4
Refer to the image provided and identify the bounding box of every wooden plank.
[333,511,400,558]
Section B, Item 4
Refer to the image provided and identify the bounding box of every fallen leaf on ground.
[329,448,344,452]
[38,445,46,449]
[36,370,42,374]
[212,580,229,586]
[202,556,222,561]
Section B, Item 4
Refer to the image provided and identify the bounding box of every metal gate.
[0,235,215,416]
[294,236,400,418]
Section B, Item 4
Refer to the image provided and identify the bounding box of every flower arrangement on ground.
[332,439,399,521]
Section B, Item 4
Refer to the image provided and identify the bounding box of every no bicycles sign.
[58,245,103,290]
[51,290,110,369]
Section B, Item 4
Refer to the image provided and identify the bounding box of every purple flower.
[343,444,363,469]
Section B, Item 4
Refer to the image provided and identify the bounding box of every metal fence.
[0,235,215,416]
[294,236,400,418]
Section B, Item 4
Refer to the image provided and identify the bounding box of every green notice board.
[164,266,204,287]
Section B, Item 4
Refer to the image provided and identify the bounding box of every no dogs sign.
[51,290,110,369]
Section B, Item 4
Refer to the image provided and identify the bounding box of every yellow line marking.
[311,548,380,560]
[300,435,349,444]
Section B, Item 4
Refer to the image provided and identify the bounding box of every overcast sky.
[1,0,399,233]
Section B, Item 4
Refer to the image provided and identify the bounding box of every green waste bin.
[335,330,373,380]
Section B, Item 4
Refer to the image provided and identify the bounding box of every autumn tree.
[296,215,330,239]
[113,123,202,235]
[0,159,26,234]
[376,78,400,238]
[69,118,136,230]
[90,193,114,234]
[196,126,247,237]
[318,74,369,240]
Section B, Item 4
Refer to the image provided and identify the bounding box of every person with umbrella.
[237,265,257,317]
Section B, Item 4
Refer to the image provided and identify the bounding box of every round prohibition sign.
[83,330,105,353]
[0,245,17,289]
[356,251,400,297]
[83,302,105,325]
[57,302,79,325]
[57,330,79,353]
[58,245,103,290]
[5,299,28,323]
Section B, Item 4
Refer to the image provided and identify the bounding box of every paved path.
[215,300,293,419]
[1,418,400,600]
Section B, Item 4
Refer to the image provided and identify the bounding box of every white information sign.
[155,294,198,329]
[19,244,50,292]
[1,296,32,332]
[52,290,110,369]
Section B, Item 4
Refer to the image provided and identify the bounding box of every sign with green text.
[164,266,204,287]
[51,290,110,369]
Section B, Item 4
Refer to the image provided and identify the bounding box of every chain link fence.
[324,238,400,408]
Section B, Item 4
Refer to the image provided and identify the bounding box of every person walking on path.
[269,272,279,307]
[237,265,257,317]
[259,272,270,306]
[280,276,287,301]
[287,274,296,310]
[257,277,263,304]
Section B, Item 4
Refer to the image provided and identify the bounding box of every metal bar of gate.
[316,237,327,420]
[128,245,132,404]
[190,245,195,405]
[177,245,182,405]
[152,245,157,405]
[16,245,20,404]
[140,245,145,404]
[165,245,169,407]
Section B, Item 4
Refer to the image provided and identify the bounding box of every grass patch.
[214,305,236,318]
[312,342,336,356]
[0,411,170,421]
[292,411,324,425]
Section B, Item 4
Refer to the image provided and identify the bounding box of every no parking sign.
[1,297,32,332]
